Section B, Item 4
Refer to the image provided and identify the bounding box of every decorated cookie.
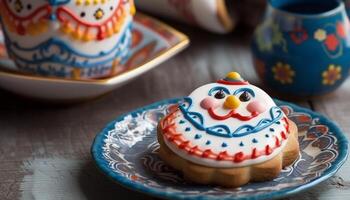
[0,0,135,79]
[157,72,299,187]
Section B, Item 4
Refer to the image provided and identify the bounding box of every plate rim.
[91,98,349,200]
[0,13,189,86]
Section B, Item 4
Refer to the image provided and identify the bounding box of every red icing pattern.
[265,145,272,155]
[56,0,125,41]
[234,152,244,162]
[208,107,259,121]
[281,131,287,140]
[202,149,212,158]
[0,1,51,35]
[275,136,281,147]
[217,79,249,85]
[160,108,290,163]
[251,148,258,158]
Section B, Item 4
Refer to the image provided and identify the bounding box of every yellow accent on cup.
[226,71,241,79]
[130,0,136,15]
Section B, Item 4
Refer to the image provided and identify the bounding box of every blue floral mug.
[251,0,350,97]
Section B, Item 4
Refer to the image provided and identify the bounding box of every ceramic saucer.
[0,13,189,101]
[91,98,348,200]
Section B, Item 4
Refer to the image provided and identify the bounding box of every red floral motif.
[254,58,265,79]
[290,27,308,44]
[135,15,178,43]
[131,29,143,48]
[324,34,339,51]
[125,41,157,68]
[0,44,6,58]
[168,0,197,24]
[336,22,347,38]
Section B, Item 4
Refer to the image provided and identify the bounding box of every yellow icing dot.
[113,23,120,33]
[27,22,36,35]
[85,0,91,5]
[94,9,104,20]
[107,27,114,37]
[72,30,83,40]
[130,0,136,15]
[226,72,241,79]
[224,95,241,109]
[82,33,94,41]
[37,20,48,33]
[76,0,82,5]
[61,22,74,34]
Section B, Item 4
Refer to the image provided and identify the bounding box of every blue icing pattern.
[2,22,132,69]
[195,134,202,139]
[208,86,230,96]
[233,87,256,97]
[179,97,284,138]
[48,0,71,5]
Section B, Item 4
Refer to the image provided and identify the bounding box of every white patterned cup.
[0,0,135,79]
[135,0,235,33]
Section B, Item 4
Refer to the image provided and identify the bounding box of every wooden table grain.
[0,20,349,200]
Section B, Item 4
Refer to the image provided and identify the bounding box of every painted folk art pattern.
[0,13,182,78]
[251,1,350,96]
[92,98,348,200]
[0,0,135,79]
[134,0,234,33]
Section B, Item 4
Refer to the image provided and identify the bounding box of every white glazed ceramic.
[0,0,135,79]
[135,0,235,33]
[0,13,189,101]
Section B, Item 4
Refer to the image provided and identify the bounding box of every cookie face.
[161,72,291,168]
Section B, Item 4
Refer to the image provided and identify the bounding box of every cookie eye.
[239,91,251,102]
[214,90,226,99]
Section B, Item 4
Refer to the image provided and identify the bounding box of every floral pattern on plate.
[92,98,348,200]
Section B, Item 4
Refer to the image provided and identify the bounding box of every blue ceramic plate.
[91,98,348,200]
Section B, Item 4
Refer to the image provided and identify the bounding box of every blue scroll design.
[3,22,132,68]
[47,0,71,6]
[179,97,283,138]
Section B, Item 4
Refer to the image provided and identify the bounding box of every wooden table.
[0,19,349,200]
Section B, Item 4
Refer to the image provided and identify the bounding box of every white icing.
[162,82,290,168]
